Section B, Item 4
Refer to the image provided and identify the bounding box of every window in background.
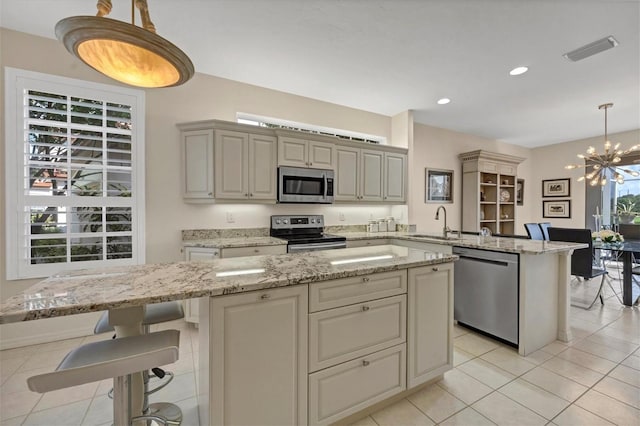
[5,68,145,279]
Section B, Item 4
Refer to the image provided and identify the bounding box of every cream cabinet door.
[220,245,286,258]
[248,134,277,200]
[335,146,360,201]
[308,141,335,170]
[384,152,407,202]
[209,286,308,426]
[407,263,454,388]
[360,149,384,201]
[278,136,309,168]
[182,129,214,199]
[214,130,249,199]
[183,247,220,324]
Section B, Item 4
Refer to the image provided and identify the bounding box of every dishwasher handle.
[457,254,510,268]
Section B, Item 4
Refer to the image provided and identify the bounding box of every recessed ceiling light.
[509,66,529,76]
[437,98,451,105]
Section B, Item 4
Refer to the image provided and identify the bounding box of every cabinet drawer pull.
[249,193,253,197]
[361,305,370,311]
[254,249,260,253]
[208,192,213,196]
[432,267,439,271]
[260,294,270,300]
[309,162,313,166]
[362,277,370,282]
[362,360,370,367]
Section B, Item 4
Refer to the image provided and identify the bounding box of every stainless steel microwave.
[277,166,334,203]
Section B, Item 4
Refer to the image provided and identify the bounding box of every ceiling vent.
[563,36,619,62]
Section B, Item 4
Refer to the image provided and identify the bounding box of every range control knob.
[275,219,281,225]
[311,218,316,223]
[283,219,288,224]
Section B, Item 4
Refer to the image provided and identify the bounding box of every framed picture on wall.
[542,178,571,197]
[543,199,571,218]
[425,168,453,203]
[517,178,524,206]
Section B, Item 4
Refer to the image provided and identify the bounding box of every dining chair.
[548,227,616,309]
[524,223,544,240]
[539,222,551,240]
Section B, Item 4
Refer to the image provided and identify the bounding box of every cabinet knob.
[208,192,213,196]
[254,249,260,253]
[244,193,248,197]
[309,162,313,166]
[249,193,253,197]
[361,305,370,311]
[362,277,370,282]
[362,360,370,367]
[260,294,270,300]
[432,267,439,271]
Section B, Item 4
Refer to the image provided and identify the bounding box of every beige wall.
[410,123,534,234]
[531,129,640,228]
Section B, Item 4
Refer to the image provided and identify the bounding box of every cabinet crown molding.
[458,150,525,165]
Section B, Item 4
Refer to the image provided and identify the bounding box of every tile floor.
[0,273,638,425]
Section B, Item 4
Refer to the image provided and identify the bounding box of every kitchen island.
[0,245,456,426]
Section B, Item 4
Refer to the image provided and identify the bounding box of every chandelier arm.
[135,0,157,33]
[96,0,112,17]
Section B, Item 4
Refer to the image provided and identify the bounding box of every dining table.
[594,239,640,306]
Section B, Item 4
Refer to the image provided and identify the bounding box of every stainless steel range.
[270,215,347,253]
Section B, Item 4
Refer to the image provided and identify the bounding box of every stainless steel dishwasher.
[453,247,519,346]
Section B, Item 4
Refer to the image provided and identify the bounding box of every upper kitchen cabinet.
[336,146,406,203]
[459,150,524,235]
[277,136,335,170]
[179,120,277,203]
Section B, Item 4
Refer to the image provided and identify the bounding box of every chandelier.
[565,103,640,186]
[55,0,194,88]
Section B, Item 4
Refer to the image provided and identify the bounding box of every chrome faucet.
[435,205,451,238]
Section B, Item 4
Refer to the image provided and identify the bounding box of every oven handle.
[288,241,347,252]
[323,174,328,200]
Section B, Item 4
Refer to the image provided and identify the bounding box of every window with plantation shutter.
[5,68,145,279]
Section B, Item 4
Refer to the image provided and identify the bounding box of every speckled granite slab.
[0,245,456,324]
[182,228,270,240]
[333,232,587,254]
[183,236,287,249]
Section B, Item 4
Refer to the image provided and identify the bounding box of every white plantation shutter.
[5,68,145,279]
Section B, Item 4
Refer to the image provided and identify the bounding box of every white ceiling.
[2,0,639,147]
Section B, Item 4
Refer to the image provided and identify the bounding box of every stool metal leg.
[113,374,132,426]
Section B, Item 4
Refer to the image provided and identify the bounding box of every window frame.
[4,67,146,280]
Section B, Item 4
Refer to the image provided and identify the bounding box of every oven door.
[278,166,334,203]
[288,241,347,253]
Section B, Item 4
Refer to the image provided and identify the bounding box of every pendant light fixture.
[565,103,640,186]
[55,0,194,88]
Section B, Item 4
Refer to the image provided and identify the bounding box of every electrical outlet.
[339,213,345,221]
[226,212,235,223]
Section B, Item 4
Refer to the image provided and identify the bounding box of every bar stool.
[28,330,180,425]
[94,301,184,424]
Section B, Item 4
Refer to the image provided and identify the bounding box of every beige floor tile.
[439,407,496,426]
[608,363,640,388]
[33,382,99,412]
[150,371,196,404]
[593,376,640,409]
[348,415,378,426]
[540,357,604,387]
[457,358,515,389]
[552,404,614,426]
[80,394,112,426]
[621,353,640,371]
[520,367,588,402]
[472,392,547,426]
[94,378,112,396]
[571,338,631,363]
[407,383,466,423]
[28,337,85,353]
[597,324,640,344]
[498,379,570,420]
[436,369,493,405]
[574,389,640,426]
[0,367,51,395]
[523,350,555,365]
[0,390,42,420]
[540,341,569,356]
[17,348,72,373]
[454,334,500,357]
[453,347,475,366]
[586,331,640,354]
[453,324,470,338]
[159,351,195,375]
[480,347,537,376]
[0,346,38,361]
[0,415,27,425]
[177,395,200,426]
[23,399,91,426]
[555,347,617,374]
[371,398,434,426]
[0,358,26,379]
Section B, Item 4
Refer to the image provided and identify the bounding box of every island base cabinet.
[200,286,308,426]
[407,264,454,388]
[309,344,406,426]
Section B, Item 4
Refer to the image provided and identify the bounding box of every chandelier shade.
[55,1,194,88]
[565,103,640,186]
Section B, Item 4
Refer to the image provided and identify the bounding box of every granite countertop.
[183,236,287,249]
[0,245,456,324]
[333,232,587,255]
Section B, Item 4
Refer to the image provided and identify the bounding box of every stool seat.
[28,330,180,393]
[94,301,184,334]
